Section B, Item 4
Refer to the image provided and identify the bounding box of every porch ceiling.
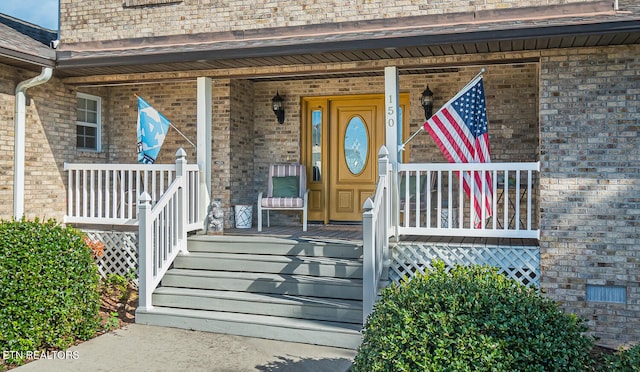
[56,2,640,83]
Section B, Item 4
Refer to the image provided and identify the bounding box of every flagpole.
[135,94,197,149]
[169,122,196,149]
[453,67,486,101]
[398,67,486,152]
[399,126,423,152]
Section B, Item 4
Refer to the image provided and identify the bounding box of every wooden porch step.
[135,306,363,349]
[138,234,364,349]
[161,269,363,300]
[152,287,363,324]
[173,252,363,279]
[187,235,363,259]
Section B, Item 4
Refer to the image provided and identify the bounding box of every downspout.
[14,67,53,219]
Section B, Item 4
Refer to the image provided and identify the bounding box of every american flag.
[423,76,493,227]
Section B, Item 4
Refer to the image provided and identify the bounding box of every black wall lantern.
[271,91,285,124]
[420,85,434,120]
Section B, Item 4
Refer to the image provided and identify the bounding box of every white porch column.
[384,66,400,232]
[197,77,212,226]
[384,66,401,167]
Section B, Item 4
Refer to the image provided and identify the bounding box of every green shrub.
[0,219,100,364]
[599,343,640,372]
[353,261,594,372]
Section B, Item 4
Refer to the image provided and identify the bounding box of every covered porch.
[60,41,541,348]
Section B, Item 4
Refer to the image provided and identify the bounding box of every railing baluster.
[414,171,420,227]
[97,171,103,218]
[426,171,432,228]
[104,171,110,218]
[436,171,442,228]
[127,170,133,218]
[90,170,95,218]
[515,170,521,231]
[119,170,125,219]
[491,169,498,230]
[503,169,509,230]
[82,170,87,218]
[527,169,533,231]
[457,170,463,228]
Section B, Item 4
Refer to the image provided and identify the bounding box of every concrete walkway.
[13,324,356,372]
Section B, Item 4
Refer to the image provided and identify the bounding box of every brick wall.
[0,66,77,221]
[58,0,601,43]
[0,64,17,218]
[539,44,640,347]
[229,79,255,208]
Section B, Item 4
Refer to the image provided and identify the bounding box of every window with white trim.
[76,93,102,151]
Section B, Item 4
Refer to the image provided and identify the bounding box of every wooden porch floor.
[221,223,539,247]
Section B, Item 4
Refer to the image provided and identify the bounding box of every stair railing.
[137,148,190,311]
[362,146,392,323]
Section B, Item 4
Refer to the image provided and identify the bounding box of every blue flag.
[136,96,170,164]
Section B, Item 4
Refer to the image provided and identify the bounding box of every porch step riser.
[174,255,363,279]
[136,309,362,349]
[161,272,363,300]
[152,293,362,324]
[188,238,363,259]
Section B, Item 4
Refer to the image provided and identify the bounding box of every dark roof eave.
[0,47,56,68]
[55,19,640,71]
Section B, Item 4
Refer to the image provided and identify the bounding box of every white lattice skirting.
[391,243,540,287]
[83,230,138,284]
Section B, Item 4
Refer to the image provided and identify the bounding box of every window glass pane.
[76,134,84,148]
[86,111,97,123]
[311,110,321,182]
[85,136,96,149]
[86,99,98,111]
[586,285,626,304]
[344,116,368,175]
[77,97,86,110]
[85,126,97,137]
[77,110,85,122]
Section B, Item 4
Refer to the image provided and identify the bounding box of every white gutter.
[14,67,53,219]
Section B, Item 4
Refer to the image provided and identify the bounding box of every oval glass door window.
[344,116,368,175]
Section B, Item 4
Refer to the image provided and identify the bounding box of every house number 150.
[387,95,395,127]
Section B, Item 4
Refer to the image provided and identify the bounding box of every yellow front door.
[328,99,382,221]
[302,94,409,223]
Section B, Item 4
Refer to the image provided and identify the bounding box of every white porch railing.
[397,161,541,239]
[137,149,191,311]
[63,157,201,230]
[362,147,393,323]
[362,147,541,320]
